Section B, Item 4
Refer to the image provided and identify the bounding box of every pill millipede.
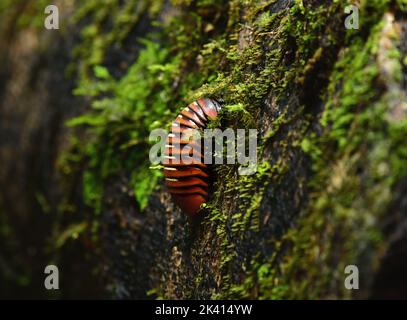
[163,98,222,216]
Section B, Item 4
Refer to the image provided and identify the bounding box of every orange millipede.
[163,98,221,216]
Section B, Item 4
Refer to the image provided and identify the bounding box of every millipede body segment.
[163,98,221,216]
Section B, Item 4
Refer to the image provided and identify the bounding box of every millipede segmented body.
[163,98,221,216]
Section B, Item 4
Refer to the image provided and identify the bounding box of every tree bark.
[1,0,406,299]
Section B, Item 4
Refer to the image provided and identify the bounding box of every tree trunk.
[1,0,406,299]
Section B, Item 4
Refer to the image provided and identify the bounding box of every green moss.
[68,38,173,212]
[0,0,54,32]
[264,4,407,299]
[193,0,347,299]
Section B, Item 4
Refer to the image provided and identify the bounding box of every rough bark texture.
[1,0,407,299]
